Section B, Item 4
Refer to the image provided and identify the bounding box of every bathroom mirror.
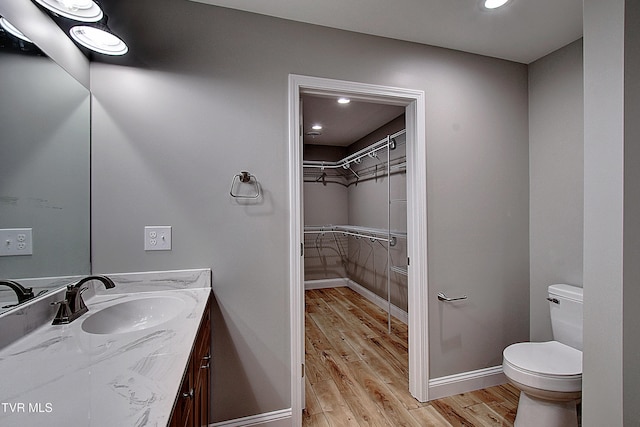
[0,22,91,314]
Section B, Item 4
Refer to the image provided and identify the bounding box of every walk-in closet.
[302,93,413,422]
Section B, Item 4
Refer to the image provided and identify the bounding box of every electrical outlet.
[0,228,33,256]
[144,226,171,251]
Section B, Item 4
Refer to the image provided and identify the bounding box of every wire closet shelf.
[303,129,406,180]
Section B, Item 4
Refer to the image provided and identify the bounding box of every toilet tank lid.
[548,284,583,302]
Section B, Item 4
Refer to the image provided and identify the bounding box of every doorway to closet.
[288,75,428,425]
[302,95,407,330]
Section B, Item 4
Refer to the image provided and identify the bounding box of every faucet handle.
[51,299,72,325]
[51,276,114,325]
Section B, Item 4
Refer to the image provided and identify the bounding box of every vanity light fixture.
[337,97,351,104]
[311,124,323,130]
[483,0,510,9]
[69,25,128,55]
[0,17,33,43]
[33,0,103,23]
[30,0,129,55]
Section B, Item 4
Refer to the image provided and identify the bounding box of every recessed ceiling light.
[33,0,104,22]
[311,124,323,130]
[69,25,128,55]
[0,17,32,43]
[483,0,510,9]
[337,97,351,104]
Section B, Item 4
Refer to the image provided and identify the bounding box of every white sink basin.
[81,296,186,335]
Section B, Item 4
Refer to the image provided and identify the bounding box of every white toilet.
[503,284,583,427]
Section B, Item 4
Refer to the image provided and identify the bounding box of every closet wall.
[304,145,349,281]
[303,115,408,314]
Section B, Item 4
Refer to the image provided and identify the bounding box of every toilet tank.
[548,284,583,351]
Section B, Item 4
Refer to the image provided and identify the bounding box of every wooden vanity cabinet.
[193,299,211,427]
[169,295,211,427]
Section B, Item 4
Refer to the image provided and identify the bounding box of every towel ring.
[230,171,261,199]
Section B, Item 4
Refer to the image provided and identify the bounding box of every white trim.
[428,366,507,400]
[289,75,429,424]
[304,278,349,290]
[288,75,304,427]
[405,96,429,402]
[210,408,292,427]
[304,279,409,324]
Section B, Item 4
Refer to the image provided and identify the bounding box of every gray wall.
[91,0,529,421]
[303,172,349,280]
[425,60,529,376]
[528,39,583,342]
[624,3,640,425]
[622,1,640,426]
[583,0,625,425]
[582,0,640,424]
[346,122,408,310]
[346,168,408,310]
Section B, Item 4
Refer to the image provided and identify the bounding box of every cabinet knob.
[182,388,194,399]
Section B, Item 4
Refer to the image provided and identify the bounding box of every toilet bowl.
[502,284,583,427]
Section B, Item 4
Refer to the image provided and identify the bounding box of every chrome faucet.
[0,279,35,305]
[52,275,116,325]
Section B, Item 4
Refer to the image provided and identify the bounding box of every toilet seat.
[503,341,582,393]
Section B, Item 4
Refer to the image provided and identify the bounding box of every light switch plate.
[144,226,172,251]
[0,228,33,256]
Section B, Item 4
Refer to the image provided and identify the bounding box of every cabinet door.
[194,366,210,427]
[169,356,194,427]
[194,303,211,427]
[168,294,211,427]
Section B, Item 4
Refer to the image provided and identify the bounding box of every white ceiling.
[302,94,405,146]
[190,0,582,64]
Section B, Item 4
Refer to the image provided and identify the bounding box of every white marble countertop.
[0,269,211,427]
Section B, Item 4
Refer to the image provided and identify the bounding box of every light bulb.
[33,0,103,22]
[69,26,128,55]
[57,0,93,11]
[484,0,510,9]
[0,17,32,43]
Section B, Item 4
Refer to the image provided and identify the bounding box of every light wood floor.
[303,287,519,426]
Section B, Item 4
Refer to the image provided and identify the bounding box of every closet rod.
[303,129,406,170]
[304,229,390,243]
[303,160,406,182]
[304,225,398,244]
[305,224,395,236]
[305,225,406,238]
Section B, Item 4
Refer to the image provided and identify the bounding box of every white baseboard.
[304,278,408,324]
[304,278,349,290]
[345,279,408,324]
[428,366,507,400]
[211,408,292,427]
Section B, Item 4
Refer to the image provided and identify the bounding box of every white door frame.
[288,74,429,425]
